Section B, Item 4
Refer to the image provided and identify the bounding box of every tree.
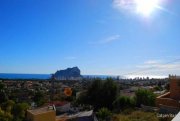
[154,86,163,91]
[78,78,118,110]
[86,79,103,109]
[0,91,8,104]
[101,79,118,109]
[1,100,15,113]
[12,103,29,121]
[97,107,112,121]
[0,82,8,104]
[0,82,5,91]
[33,91,45,106]
[75,91,88,105]
[0,107,13,121]
[135,89,156,107]
[113,96,135,112]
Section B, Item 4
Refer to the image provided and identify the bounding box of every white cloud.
[144,60,160,64]
[89,34,120,45]
[113,0,136,13]
[135,59,180,75]
[100,34,120,44]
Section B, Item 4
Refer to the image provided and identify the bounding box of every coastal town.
[1,0,180,121]
[0,67,179,121]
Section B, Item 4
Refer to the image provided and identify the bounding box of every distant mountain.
[54,67,82,80]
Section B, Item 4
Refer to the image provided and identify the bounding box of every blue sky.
[0,0,180,76]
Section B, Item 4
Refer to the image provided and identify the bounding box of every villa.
[156,75,180,114]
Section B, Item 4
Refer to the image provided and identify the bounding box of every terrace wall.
[170,78,180,100]
[156,96,180,108]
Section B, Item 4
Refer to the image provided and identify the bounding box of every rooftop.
[77,110,93,117]
[48,101,69,107]
[56,110,93,120]
[27,107,55,115]
[169,75,180,79]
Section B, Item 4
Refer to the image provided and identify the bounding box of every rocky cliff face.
[54,67,82,80]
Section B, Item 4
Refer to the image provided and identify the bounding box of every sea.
[0,73,167,80]
[0,73,51,79]
[0,73,116,80]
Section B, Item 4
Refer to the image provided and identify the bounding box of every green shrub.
[113,96,135,112]
[97,107,112,121]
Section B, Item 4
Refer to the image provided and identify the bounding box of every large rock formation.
[54,67,82,80]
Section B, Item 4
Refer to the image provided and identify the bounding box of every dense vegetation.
[135,88,156,107]
[0,78,171,121]
[0,82,29,121]
[77,78,156,110]
[75,78,166,121]
[113,110,159,121]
